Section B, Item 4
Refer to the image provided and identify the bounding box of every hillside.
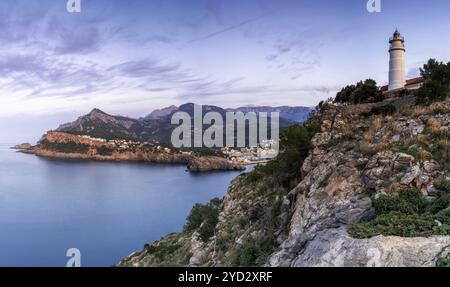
[56,104,311,145]
[118,98,450,267]
[21,131,244,172]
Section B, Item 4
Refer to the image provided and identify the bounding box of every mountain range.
[56,103,312,145]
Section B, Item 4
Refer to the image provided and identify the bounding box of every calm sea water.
[0,144,247,267]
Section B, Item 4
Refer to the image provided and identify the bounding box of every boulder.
[290,227,450,267]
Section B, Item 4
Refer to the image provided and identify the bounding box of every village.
[78,134,277,165]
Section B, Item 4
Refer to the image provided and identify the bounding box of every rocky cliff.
[21,131,244,172]
[118,98,450,267]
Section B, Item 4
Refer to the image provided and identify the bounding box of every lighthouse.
[388,29,406,90]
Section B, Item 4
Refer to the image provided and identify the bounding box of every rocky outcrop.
[269,101,450,267]
[187,156,244,172]
[11,143,32,150]
[119,99,450,267]
[25,131,242,172]
[289,227,450,267]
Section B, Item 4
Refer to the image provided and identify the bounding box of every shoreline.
[16,146,246,173]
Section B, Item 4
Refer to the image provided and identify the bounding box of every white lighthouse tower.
[388,29,406,90]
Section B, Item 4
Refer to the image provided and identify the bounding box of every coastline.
[14,131,246,173]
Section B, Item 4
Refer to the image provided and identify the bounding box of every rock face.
[290,227,450,267]
[25,131,241,172]
[11,143,32,150]
[57,108,144,141]
[143,105,179,120]
[119,99,450,267]
[269,101,450,267]
[187,156,244,172]
[268,101,450,266]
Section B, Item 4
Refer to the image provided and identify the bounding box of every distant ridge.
[55,103,312,144]
[228,106,312,123]
[143,105,178,120]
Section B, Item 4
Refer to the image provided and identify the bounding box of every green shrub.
[245,123,320,191]
[231,235,276,266]
[145,243,181,260]
[184,198,221,242]
[434,178,450,193]
[436,254,450,267]
[40,139,89,154]
[416,59,450,104]
[348,189,450,238]
[335,79,384,104]
[96,145,114,156]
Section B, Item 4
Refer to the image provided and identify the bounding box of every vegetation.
[334,79,384,104]
[348,189,450,238]
[230,235,277,266]
[368,104,397,116]
[40,139,89,153]
[96,145,114,156]
[392,121,449,170]
[245,123,320,191]
[190,147,226,158]
[434,178,450,194]
[144,243,182,261]
[436,254,450,267]
[416,59,450,104]
[184,198,222,242]
[139,233,192,267]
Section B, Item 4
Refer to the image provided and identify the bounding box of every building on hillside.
[382,30,424,95]
[381,76,424,94]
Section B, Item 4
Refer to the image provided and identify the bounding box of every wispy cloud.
[187,13,270,44]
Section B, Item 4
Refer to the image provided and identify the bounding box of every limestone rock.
[401,165,421,185]
[290,227,450,267]
[187,157,245,172]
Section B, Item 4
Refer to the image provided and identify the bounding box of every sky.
[1,0,450,143]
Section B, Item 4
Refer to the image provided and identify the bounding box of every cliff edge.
[118,99,450,267]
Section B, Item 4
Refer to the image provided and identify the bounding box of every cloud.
[145,35,177,44]
[109,60,182,78]
[187,13,269,44]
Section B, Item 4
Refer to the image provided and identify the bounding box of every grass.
[427,118,444,136]
[348,189,450,239]
[362,117,383,142]
[402,106,427,117]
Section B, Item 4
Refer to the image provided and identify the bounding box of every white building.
[388,29,407,90]
[381,30,424,94]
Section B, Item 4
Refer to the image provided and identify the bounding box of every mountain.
[229,106,312,123]
[56,108,145,141]
[143,105,178,120]
[56,103,309,145]
[144,104,312,123]
[118,98,450,267]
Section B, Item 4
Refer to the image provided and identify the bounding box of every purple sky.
[1,0,450,142]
